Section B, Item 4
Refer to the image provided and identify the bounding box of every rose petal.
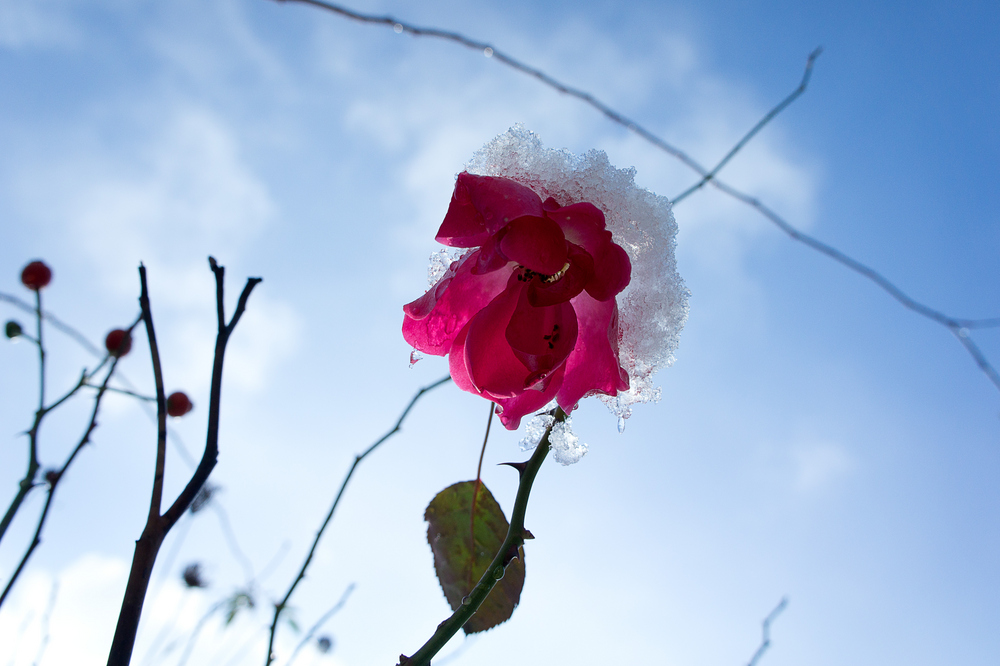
[436,173,544,247]
[498,215,568,275]
[447,321,480,396]
[493,364,566,430]
[471,227,511,274]
[549,202,631,301]
[547,202,607,237]
[402,251,511,356]
[505,287,578,383]
[541,196,562,212]
[587,241,631,302]
[556,292,629,411]
[464,276,532,398]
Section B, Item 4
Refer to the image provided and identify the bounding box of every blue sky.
[1,1,998,665]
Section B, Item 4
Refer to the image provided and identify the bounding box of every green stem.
[399,408,565,666]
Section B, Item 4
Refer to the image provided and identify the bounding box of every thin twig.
[708,179,1000,392]
[210,501,257,586]
[673,48,823,204]
[84,384,156,401]
[278,0,1000,392]
[398,407,564,666]
[31,580,59,666]
[176,599,229,666]
[107,258,261,666]
[747,597,788,666]
[0,328,132,607]
[284,583,355,666]
[264,375,451,666]
[0,313,141,548]
[0,293,46,547]
[0,291,104,357]
[468,403,494,591]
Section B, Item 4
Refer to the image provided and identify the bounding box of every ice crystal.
[427,248,466,287]
[549,417,588,465]
[518,412,555,452]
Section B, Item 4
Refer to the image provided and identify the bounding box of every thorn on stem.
[501,543,522,568]
[499,461,528,476]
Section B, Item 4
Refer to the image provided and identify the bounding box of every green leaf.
[424,480,526,634]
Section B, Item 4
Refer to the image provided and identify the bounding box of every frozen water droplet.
[409,350,424,368]
[393,23,403,33]
[461,595,472,606]
[493,566,504,580]
[617,416,626,434]
[483,47,494,58]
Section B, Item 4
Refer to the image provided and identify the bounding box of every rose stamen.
[542,262,571,284]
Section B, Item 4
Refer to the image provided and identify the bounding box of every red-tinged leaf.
[424,480,526,634]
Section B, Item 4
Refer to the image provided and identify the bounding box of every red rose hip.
[166,392,193,417]
[105,329,132,357]
[20,261,52,291]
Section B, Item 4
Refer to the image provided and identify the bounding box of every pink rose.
[403,172,632,430]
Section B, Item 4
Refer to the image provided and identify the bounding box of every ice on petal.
[465,125,689,422]
[549,417,588,465]
[427,248,466,287]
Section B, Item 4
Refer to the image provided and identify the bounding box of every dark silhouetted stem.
[0,292,45,547]
[0,321,134,607]
[107,258,261,666]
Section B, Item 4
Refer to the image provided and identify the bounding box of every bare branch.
[673,48,823,204]
[264,375,451,666]
[276,0,1000,393]
[747,597,788,666]
[285,583,355,666]
[0,290,104,357]
[107,259,261,666]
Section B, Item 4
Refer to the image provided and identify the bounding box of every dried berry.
[20,261,52,291]
[166,391,193,417]
[104,329,132,357]
[182,563,206,588]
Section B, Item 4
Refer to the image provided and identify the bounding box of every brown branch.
[107,258,261,666]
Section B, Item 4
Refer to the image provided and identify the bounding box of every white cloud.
[69,107,274,293]
[0,553,128,666]
[0,552,297,666]
[224,294,303,393]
